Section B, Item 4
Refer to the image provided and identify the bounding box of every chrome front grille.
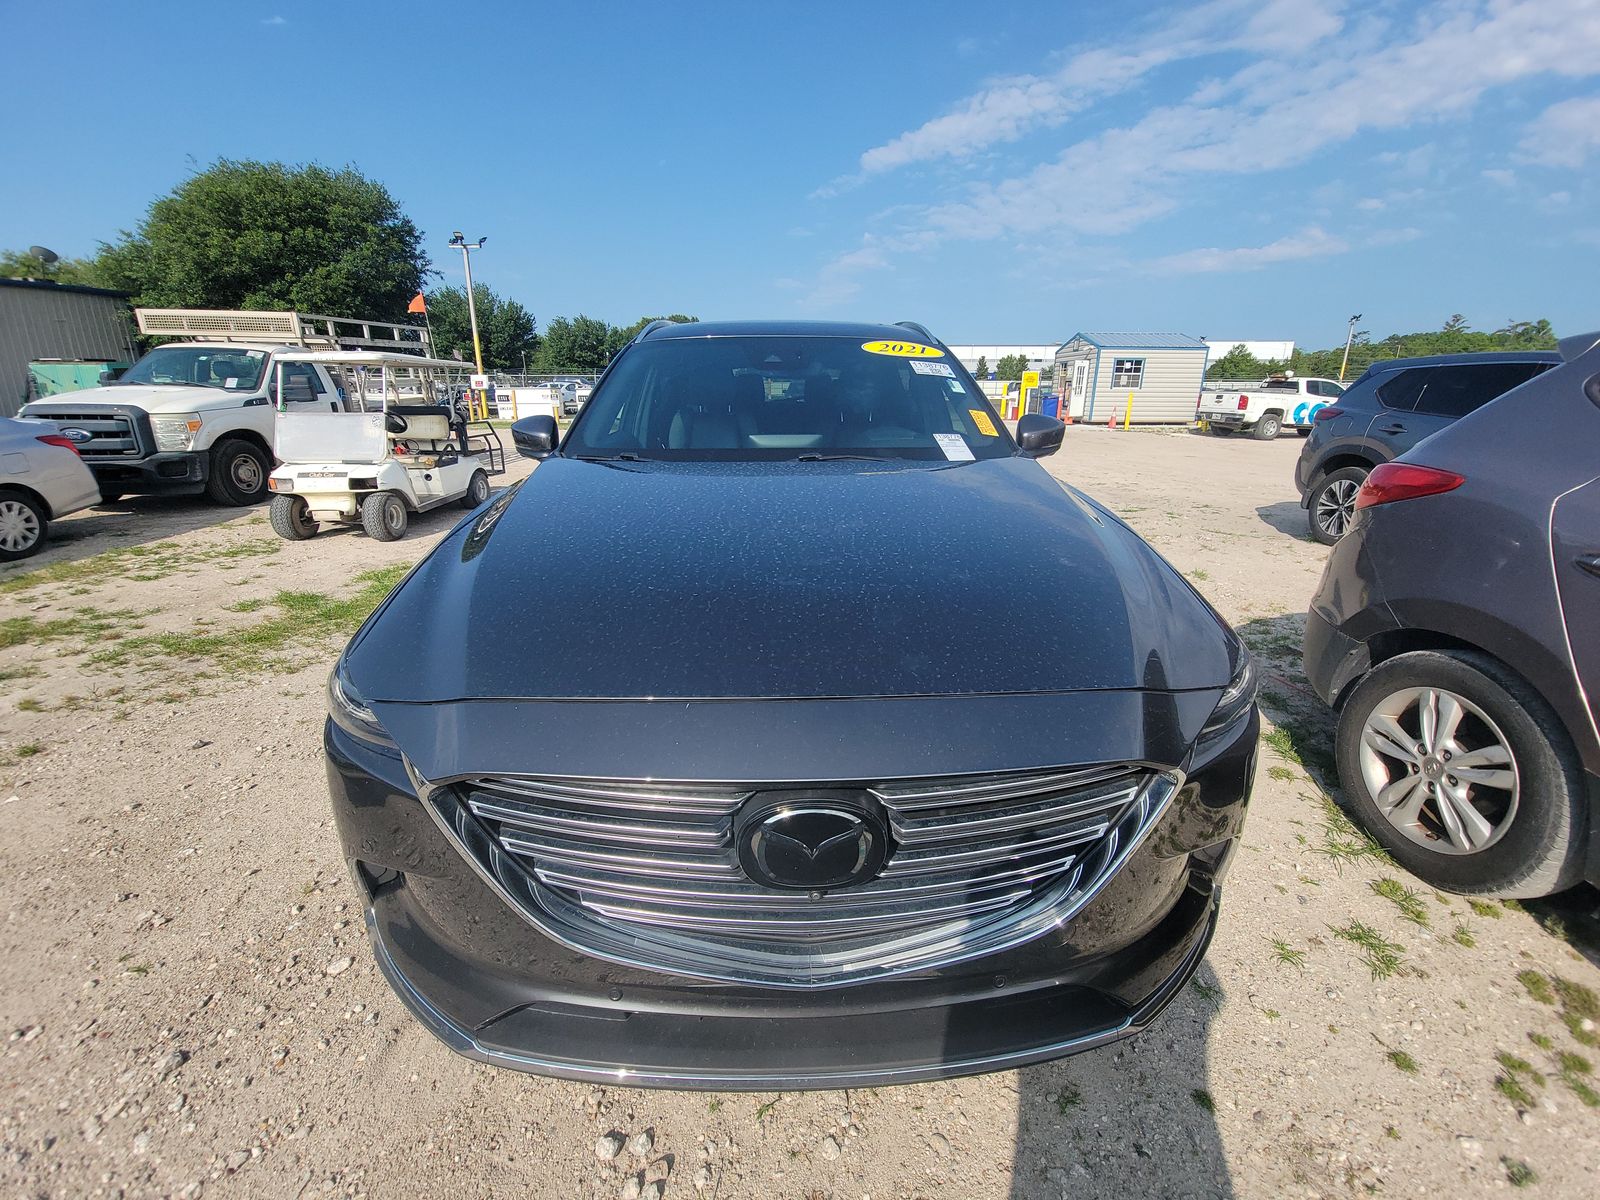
[433,765,1176,988]
[32,411,140,457]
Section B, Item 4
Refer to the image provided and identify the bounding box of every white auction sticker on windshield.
[933,432,975,461]
[224,377,240,389]
[909,360,955,377]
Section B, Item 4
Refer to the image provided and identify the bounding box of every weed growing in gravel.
[1385,1050,1418,1074]
[1055,1084,1082,1113]
[14,697,41,712]
[1551,977,1599,1047]
[1370,878,1431,928]
[755,1099,779,1122]
[706,1099,722,1113]
[1313,794,1393,871]
[0,607,144,650]
[0,536,280,596]
[1189,569,1210,581]
[1468,899,1503,919]
[15,743,43,758]
[1528,1032,1554,1051]
[1190,979,1223,1011]
[1190,1089,1215,1113]
[1517,970,1556,1005]
[1501,1158,1537,1187]
[1494,1051,1546,1108]
[1553,1051,1598,1107]
[1452,924,1476,948]
[1267,765,1296,782]
[0,664,40,683]
[1268,938,1307,969]
[1384,1126,1400,1140]
[1331,921,1405,980]
[228,598,268,613]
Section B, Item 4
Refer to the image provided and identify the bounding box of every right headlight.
[328,658,396,749]
[151,413,203,452]
[1198,646,1258,743]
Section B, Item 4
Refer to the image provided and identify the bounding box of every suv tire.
[1308,466,1368,544]
[1252,412,1282,440]
[1335,650,1587,898]
[361,491,408,541]
[206,438,271,506]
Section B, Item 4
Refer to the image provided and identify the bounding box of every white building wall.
[1088,348,1206,424]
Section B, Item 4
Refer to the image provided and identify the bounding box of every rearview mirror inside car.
[511,414,559,459]
[1016,413,1065,458]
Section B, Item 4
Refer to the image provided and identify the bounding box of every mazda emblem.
[736,796,889,891]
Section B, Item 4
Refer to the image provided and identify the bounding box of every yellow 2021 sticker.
[861,339,943,358]
[969,408,999,437]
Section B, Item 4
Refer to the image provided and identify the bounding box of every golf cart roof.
[272,349,466,370]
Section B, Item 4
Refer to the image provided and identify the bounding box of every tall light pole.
[449,232,487,417]
[1338,313,1363,382]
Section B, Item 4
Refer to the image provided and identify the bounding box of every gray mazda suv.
[1304,330,1600,897]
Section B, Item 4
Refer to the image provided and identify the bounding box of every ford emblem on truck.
[59,428,92,444]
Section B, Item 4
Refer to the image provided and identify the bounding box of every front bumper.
[86,450,208,496]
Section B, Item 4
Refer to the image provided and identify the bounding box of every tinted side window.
[1376,368,1429,412]
[1409,362,1548,418]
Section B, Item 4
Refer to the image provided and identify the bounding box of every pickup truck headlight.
[151,414,204,452]
[1198,647,1258,744]
[328,659,396,749]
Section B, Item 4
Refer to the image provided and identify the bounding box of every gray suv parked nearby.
[1303,331,1600,897]
[1293,351,1560,544]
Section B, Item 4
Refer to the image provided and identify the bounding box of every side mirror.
[1016,413,1065,458]
[511,414,559,459]
[99,368,123,385]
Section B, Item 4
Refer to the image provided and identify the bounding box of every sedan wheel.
[1308,467,1367,545]
[0,494,46,561]
[1335,650,1586,897]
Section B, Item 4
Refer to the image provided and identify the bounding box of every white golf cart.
[265,349,504,541]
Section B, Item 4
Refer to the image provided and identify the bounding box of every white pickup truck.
[1195,374,1346,439]
[20,309,437,505]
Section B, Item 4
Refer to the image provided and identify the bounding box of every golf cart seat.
[386,404,456,441]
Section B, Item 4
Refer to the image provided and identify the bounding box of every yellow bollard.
[1123,392,1134,430]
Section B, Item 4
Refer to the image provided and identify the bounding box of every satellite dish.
[28,246,59,264]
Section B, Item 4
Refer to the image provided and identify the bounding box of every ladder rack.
[136,308,431,354]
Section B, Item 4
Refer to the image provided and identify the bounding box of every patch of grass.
[1384,1126,1400,1140]
[92,565,410,674]
[14,697,42,712]
[1385,1050,1418,1075]
[1267,764,1296,782]
[1528,1032,1554,1051]
[1262,726,1299,762]
[1452,924,1476,948]
[1370,878,1431,928]
[706,1098,722,1113]
[1468,899,1503,919]
[1552,976,1599,1047]
[0,536,280,597]
[1190,1088,1215,1113]
[1189,569,1210,582]
[0,607,145,651]
[1190,979,1223,1012]
[227,598,268,613]
[1310,792,1393,870]
[15,743,43,758]
[1331,920,1406,980]
[755,1099,779,1122]
[1501,1158,1537,1188]
[0,664,41,683]
[1268,938,1307,969]
[1518,969,1556,1005]
[1055,1084,1081,1113]
[1494,1051,1545,1108]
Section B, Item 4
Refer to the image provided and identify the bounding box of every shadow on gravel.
[1007,963,1232,1199]
[1254,501,1313,541]
[8,493,247,574]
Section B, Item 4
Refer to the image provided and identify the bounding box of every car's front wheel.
[206,438,271,506]
[0,491,47,561]
[1335,650,1586,897]
[1308,466,1368,544]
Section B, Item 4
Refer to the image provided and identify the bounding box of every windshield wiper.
[795,453,894,462]
[572,452,643,462]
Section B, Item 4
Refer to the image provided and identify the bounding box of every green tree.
[0,248,102,286]
[535,315,612,373]
[605,314,697,359]
[974,355,989,378]
[424,285,538,372]
[94,159,428,320]
[995,354,1028,381]
[1204,344,1288,381]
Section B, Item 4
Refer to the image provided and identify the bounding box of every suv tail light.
[1236,395,1249,410]
[36,434,81,455]
[1313,406,1344,423]
[1355,463,1465,510]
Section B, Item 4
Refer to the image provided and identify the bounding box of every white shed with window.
[1053,332,1210,424]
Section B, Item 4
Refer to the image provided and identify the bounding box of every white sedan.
[0,417,104,561]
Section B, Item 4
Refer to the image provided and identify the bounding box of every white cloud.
[1481,167,1516,186]
[261,15,288,26]
[1147,226,1350,274]
[1516,94,1600,167]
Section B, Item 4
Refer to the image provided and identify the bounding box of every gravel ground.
[2,427,1597,1199]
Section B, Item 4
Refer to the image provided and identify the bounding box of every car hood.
[346,456,1234,703]
[24,384,254,415]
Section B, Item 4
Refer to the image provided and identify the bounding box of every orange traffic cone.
[1107,410,1117,429]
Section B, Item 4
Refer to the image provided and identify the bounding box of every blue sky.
[3,0,1597,347]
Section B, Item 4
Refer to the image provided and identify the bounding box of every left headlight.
[328,659,396,749]
[1198,646,1258,743]
[151,413,203,452]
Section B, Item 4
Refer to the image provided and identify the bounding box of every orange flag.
[407,291,427,314]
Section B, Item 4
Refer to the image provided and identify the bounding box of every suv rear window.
[1376,362,1551,417]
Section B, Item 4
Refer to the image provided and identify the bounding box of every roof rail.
[633,319,675,344]
[135,308,431,354]
[893,320,937,345]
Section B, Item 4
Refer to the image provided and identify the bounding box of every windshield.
[564,335,1015,462]
[120,346,268,391]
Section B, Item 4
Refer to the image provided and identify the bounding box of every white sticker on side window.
[909,360,955,377]
[932,432,975,461]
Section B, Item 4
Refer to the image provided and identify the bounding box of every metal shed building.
[1054,332,1209,424]
[0,279,137,417]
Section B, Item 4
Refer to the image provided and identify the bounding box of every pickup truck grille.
[27,410,141,457]
[440,766,1174,987]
